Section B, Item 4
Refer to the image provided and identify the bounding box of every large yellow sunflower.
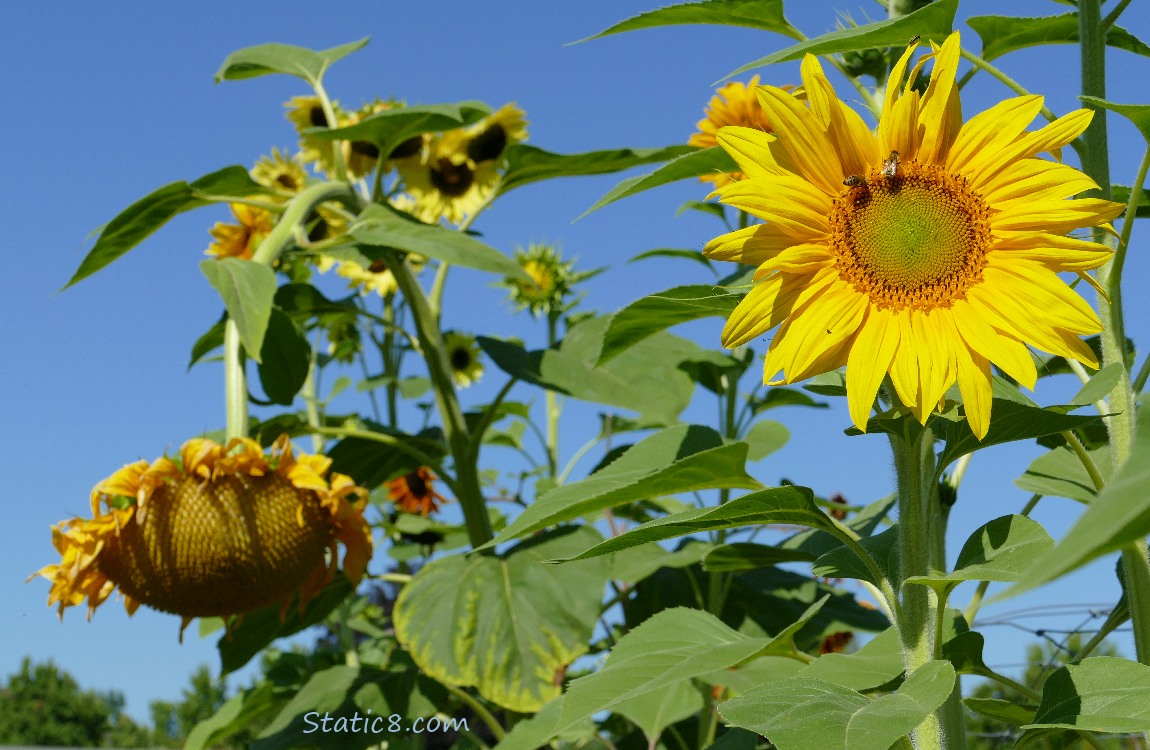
[706,32,1123,439]
[32,436,372,637]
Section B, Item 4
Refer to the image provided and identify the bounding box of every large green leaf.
[200,259,278,362]
[968,13,1150,62]
[1081,96,1150,142]
[497,144,693,195]
[214,38,369,84]
[935,398,1105,471]
[186,683,279,750]
[904,515,1055,587]
[479,316,708,425]
[580,146,739,218]
[798,627,904,692]
[610,540,711,583]
[813,526,899,586]
[1021,657,1150,734]
[483,424,759,548]
[1005,406,1150,599]
[251,657,444,750]
[393,527,608,712]
[567,486,854,561]
[964,697,1036,727]
[1015,444,1110,503]
[556,603,826,737]
[324,426,447,490]
[703,541,818,572]
[727,0,959,78]
[350,203,526,278]
[612,681,699,743]
[579,0,799,42]
[310,101,491,157]
[597,284,743,364]
[718,661,956,750]
[218,575,354,674]
[66,166,263,288]
[256,308,311,405]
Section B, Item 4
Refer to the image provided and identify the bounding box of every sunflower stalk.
[1078,0,1150,667]
[381,248,495,548]
[890,424,949,750]
[224,182,358,442]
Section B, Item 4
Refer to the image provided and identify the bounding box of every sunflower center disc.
[831,162,991,312]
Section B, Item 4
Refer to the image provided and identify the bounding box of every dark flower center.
[467,124,508,163]
[451,346,472,371]
[389,136,423,159]
[430,158,474,197]
[350,141,380,159]
[368,259,388,274]
[405,471,428,497]
[309,106,329,128]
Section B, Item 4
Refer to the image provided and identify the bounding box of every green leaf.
[199,259,277,363]
[558,603,828,736]
[218,574,354,674]
[597,285,743,364]
[188,315,227,369]
[498,143,693,196]
[325,427,446,488]
[629,247,716,271]
[311,101,491,157]
[565,486,849,561]
[941,631,989,675]
[743,419,789,461]
[350,203,525,278]
[705,728,760,750]
[256,309,311,405]
[1113,185,1150,218]
[186,683,279,750]
[935,398,1105,470]
[482,424,759,548]
[393,527,608,712]
[479,316,707,425]
[969,13,1150,63]
[580,146,738,218]
[779,493,895,559]
[1015,443,1110,503]
[718,661,956,750]
[578,0,799,42]
[613,682,699,742]
[964,697,1036,726]
[1081,96,1150,142]
[1022,657,1150,733]
[1004,406,1150,599]
[65,166,263,288]
[813,526,899,586]
[214,38,369,84]
[726,0,958,78]
[752,387,829,412]
[610,540,711,583]
[798,627,904,692]
[702,542,818,572]
[1069,362,1124,406]
[905,515,1055,586]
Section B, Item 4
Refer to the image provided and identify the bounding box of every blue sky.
[4,0,1149,724]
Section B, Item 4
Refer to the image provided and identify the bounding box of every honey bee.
[882,150,901,179]
[843,174,866,187]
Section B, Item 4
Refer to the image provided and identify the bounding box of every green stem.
[468,377,519,463]
[890,425,947,750]
[975,668,1041,703]
[1102,0,1134,30]
[385,249,494,548]
[1080,0,1150,667]
[545,312,561,479]
[1064,430,1105,492]
[301,345,324,453]
[221,182,356,442]
[1115,143,1150,301]
[382,295,399,428]
[443,684,506,741]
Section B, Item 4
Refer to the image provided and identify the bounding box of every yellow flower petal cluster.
[251,148,309,194]
[32,436,372,637]
[689,75,780,187]
[706,32,1124,439]
[443,331,484,387]
[387,467,448,516]
[205,203,274,260]
[402,104,528,225]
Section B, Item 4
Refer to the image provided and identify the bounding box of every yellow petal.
[991,197,1125,235]
[778,284,869,378]
[846,307,900,431]
[950,299,1038,389]
[989,231,1113,271]
[715,126,791,180]
[984,260,1102,334]
[714,176,832,239]
[753,243,834,277]
[801,54,880,176]
[967,109,1094,188]
[755,86,844,195]
[705,223,795,265]
[946,96,1044,177]
[955,346,994,440]
[917,32,963,166]
[981,160,1100,207]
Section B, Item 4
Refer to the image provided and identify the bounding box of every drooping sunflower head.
[387,467,448,517]
[31,436,372,637]
[251,148,309,195]
[465,103,528,164]
[206,203,275,260]
[705,32,1124,439]
[443,330,484,388]
[690,75,782,187]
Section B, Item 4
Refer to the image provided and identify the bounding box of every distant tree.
[0,657,114,746]
[150,664,246,749]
